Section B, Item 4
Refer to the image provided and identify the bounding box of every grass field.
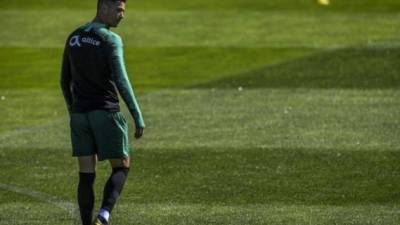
[0,0,399,224]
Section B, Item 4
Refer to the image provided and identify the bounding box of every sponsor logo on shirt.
[82,37,101,46]
[69,35,101,47]
[69,35,81,47]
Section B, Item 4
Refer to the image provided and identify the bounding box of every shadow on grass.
[130,148,400,205]
[191,47,400,89]
[1,147,399,206]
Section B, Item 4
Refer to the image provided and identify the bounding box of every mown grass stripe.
[0,89,398,151]
[0,10,399,48]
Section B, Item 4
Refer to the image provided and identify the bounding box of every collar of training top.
[86,22,109,31]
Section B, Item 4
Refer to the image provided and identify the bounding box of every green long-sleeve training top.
[60,22,145,128]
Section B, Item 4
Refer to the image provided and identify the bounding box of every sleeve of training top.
[108,34,145,128]
[60,45,73,113]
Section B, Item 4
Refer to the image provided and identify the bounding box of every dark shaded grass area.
[131,148,400,205]
[193,47,400,89]
[1,147,399,206]
[0,48,61,89]
[0,47,311,90]
[4,46,399,91]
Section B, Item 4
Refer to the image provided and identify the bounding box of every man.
[60,0,145,224]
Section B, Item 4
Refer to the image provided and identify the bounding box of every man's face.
[102,1,125,27]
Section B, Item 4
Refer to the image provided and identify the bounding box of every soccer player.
[60,0,145,224]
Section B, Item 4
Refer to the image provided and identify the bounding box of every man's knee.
[109,157,130,168]
[78,155,97,173]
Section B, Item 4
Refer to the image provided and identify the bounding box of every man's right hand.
[135,127,144,139]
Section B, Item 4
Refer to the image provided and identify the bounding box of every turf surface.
[0,0,399,224]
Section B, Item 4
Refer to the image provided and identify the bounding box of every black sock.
[78,172,96,225]
[101,167,129,213]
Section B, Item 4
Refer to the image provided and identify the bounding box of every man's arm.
[108,34,145,133]
[60,46,73,113]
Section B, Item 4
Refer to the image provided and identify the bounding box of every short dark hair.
[97,0,126,10]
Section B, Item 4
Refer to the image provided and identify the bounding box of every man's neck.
[92,16,108,26]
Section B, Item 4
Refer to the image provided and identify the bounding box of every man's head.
[97,0,126,27]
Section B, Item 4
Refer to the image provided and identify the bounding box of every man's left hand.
[135,127,144,139]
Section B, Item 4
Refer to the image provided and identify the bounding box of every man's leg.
[96,157,130,224]
[78,155,97,225]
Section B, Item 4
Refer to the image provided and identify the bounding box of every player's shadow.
[133,147,400,205]
[191,47,400,89]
